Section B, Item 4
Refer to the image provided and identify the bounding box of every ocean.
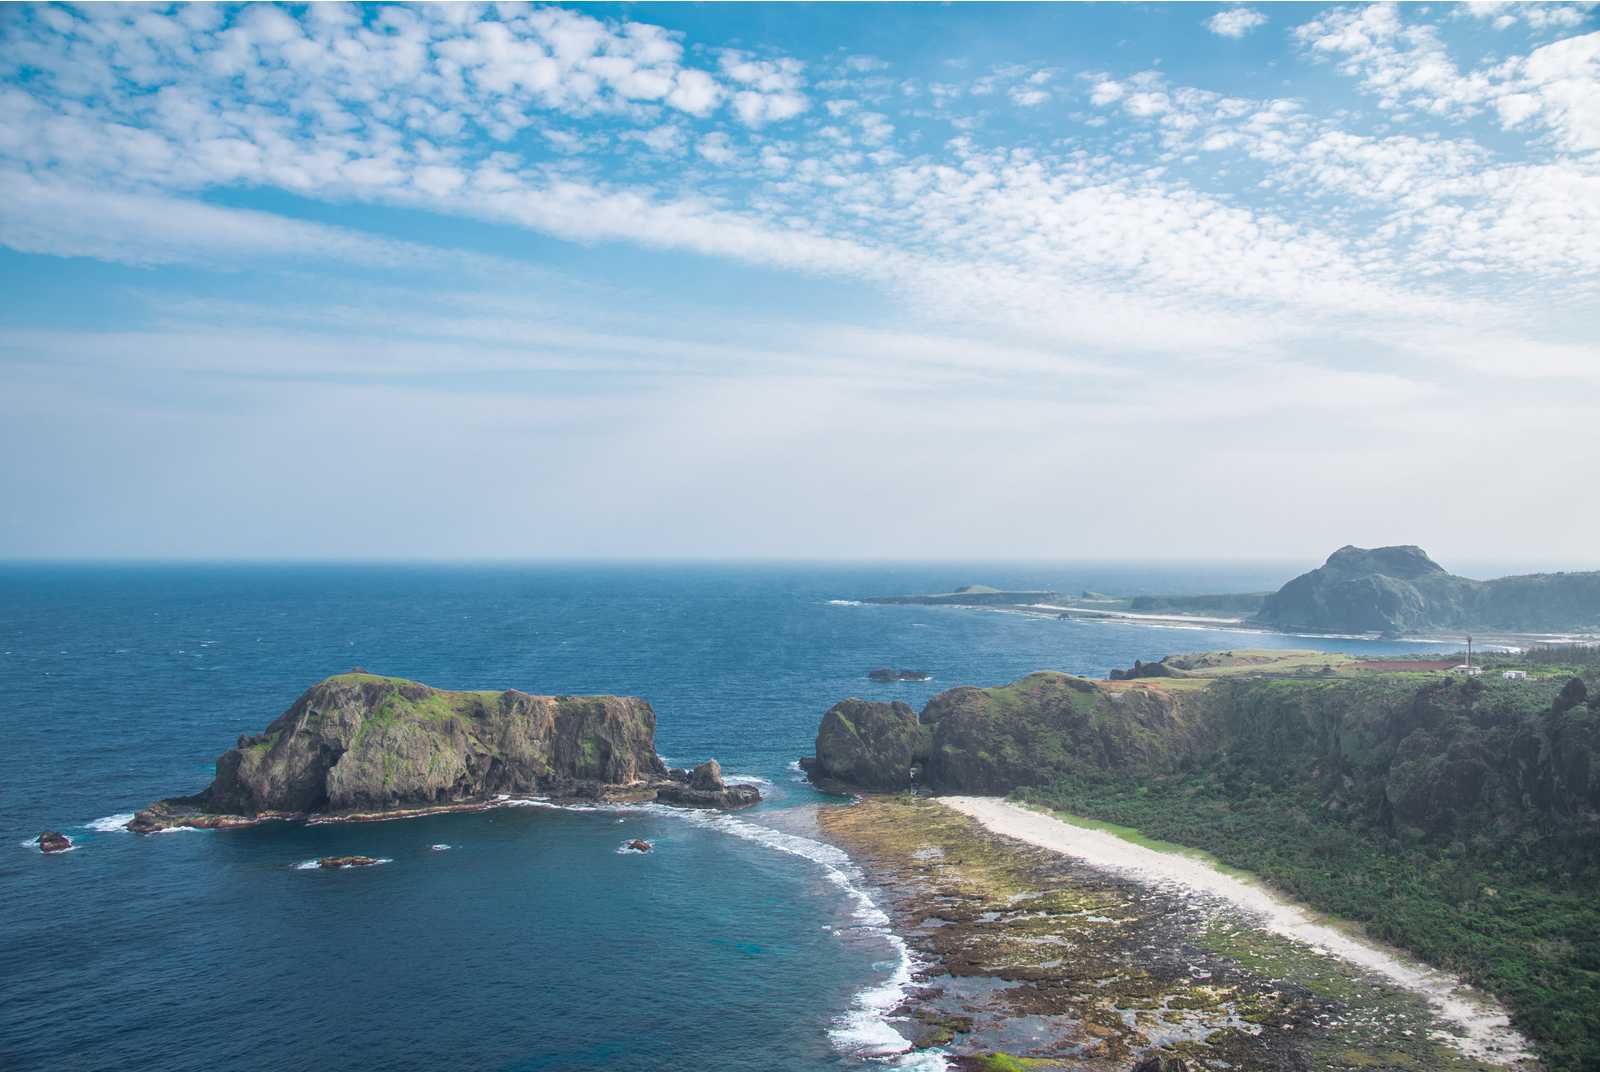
[0,563,1459,1072]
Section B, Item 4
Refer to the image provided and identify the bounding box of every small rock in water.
[430,844,450,852]
[318,855,379,869]
[624,839,653,853]
[37,831,72,854]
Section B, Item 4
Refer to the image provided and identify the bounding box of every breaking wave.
[85,813,135,832]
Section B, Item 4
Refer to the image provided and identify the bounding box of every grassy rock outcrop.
[921,673,1205,793]
[802,673,1205,795]
[803,698,931,791]
[130,671,756,831]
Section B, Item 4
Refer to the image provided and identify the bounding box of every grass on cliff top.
[324,671,502,697]
[326,675,509,747]
[980,671,1102,712]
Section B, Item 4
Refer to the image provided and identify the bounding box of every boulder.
[624,839,652,853]
[690,759,724,790]
[37,831,71,854]
[1131,1054,1190,1072]
[318,855,379,869]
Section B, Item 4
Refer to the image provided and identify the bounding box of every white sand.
[939,796,1534,1066]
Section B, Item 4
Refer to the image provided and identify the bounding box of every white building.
[1451,664,1483,676]
[1503,669,1528,680]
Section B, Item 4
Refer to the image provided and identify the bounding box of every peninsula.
[851,544,1600,640]
[803,648,1600,1070]
[129,670,757,833]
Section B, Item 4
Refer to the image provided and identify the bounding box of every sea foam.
[85,813,135,832]
[654,804,931,1063]
[495,788,932,1062]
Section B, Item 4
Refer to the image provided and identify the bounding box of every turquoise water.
[0,564,1456,1071]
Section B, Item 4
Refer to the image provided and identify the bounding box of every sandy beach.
[939,796,1534,1067]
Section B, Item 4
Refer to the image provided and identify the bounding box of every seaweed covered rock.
[131,672,757,831]
[806,699,931,791]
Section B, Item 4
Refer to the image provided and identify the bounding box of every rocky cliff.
[801,699,929,791]
[1256,544,1600,634]
[802,671,1208,795]
[130,671,756,831]
[804,656,1600,844]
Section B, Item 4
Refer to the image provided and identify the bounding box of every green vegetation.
[1127,592,1268,615]
[972,1054,1053,1072]
[1016,667,1600,1071]
[349,681,500,747]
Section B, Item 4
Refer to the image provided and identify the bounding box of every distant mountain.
[1255,545,1600,634]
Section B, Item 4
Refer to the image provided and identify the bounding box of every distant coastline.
[852,544,1600,645]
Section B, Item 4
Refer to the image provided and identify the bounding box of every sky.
[0,1,1597,564]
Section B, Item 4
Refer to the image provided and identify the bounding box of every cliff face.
[132,672,755,830]
[1207,673,1600,838]
[800,659,1600,844]
[805,699,930,791]
[803,662,1600,845]
[803,672,1205,795]
[1255,545,1600,634]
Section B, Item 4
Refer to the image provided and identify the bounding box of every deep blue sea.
[0,563,1460,1072]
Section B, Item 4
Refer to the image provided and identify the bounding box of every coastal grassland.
[1014,668,1600,1070]
[1164,650,1361,677]
[819,796,1499,1071]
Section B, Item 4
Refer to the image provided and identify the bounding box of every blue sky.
[1,2,1597,562]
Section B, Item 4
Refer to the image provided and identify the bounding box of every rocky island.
[129,671,757,833]
[803,649,1600,1070]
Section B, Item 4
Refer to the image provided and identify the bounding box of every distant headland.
[854,544,1600,639]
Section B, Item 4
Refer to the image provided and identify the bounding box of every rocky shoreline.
[819,796,1522,1072]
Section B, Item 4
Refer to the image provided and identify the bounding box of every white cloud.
[0,169,498,271]
[1462,2,1597,31]
[1208,8,1269,38]
[1089,78,1126,106]
[1294,5,1600,149]
[696,131,737,165]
